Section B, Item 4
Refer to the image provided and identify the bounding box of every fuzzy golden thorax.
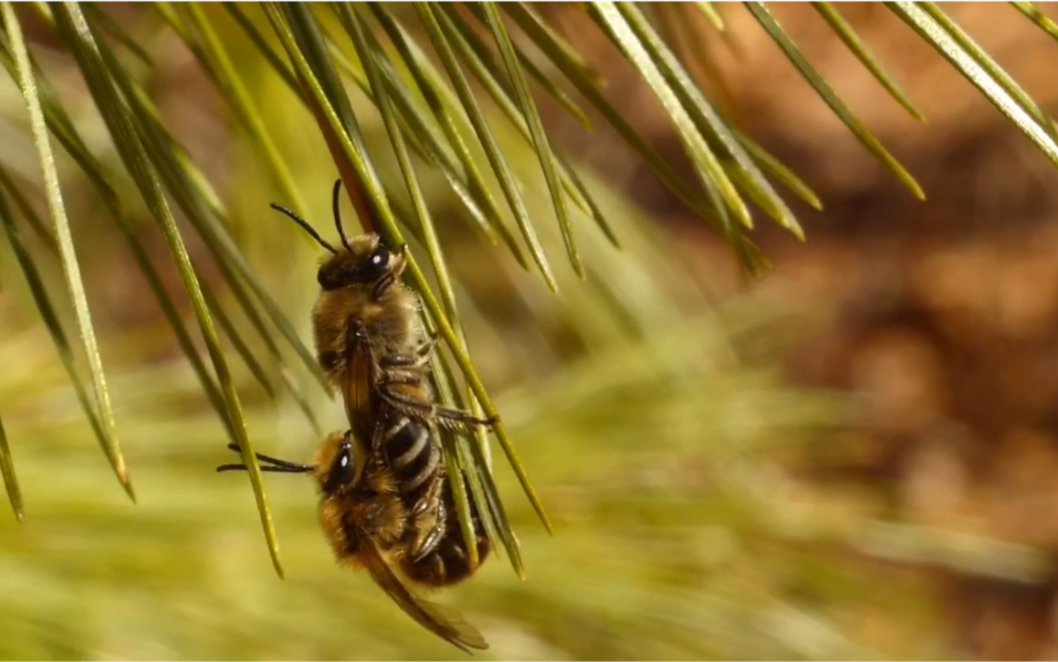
[310,233,422,376]
[311,278,421,366]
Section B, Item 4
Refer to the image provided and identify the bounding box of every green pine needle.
[0,411,23,522]
[501,5,735,237]
[888,2,1058,168]
[1012,1,1058,42]
[745,2,925,201]
[812,3,926,122]
[49,2,283,577]
[416,2,559,292]
[698,2,726,31]
[361,5,531,264]
[916,2,1055,137]
[3,1,134,500]
[618,2,803,240]
[481,3,582,278]
[591,1,757,259]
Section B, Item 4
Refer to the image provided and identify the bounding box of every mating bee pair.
[218,180,494,651]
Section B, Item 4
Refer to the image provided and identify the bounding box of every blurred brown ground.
[538,3,1058,660]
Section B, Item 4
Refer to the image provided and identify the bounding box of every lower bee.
[217,424,490,652]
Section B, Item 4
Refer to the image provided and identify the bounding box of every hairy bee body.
[313,426,490,589]
[312,429,490,650]
[221,429,489,651]
[272,179,494,445]
[289,182,496,586]
[312,263,421,383]
[307,229,492,445]
[237,183,496,650]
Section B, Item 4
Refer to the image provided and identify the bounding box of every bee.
[269,179,496,450]
[217,423,491,652]
[226,180,496,648]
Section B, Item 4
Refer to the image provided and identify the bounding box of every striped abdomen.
[379,412,442,508]
[402,474,491,587]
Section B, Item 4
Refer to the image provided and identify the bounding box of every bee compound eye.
[339,443,354,472]
[367,247,390,276]
[324,443,356,494]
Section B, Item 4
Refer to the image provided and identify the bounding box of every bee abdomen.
[405,536,491,587]
[402,480,491,588]
[381,415,441,500]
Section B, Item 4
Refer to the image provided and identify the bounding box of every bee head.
[315,235,405,292]
[270,179,406,294]
[312,430,364,496]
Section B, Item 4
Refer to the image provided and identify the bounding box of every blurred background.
[1,3,1057,659]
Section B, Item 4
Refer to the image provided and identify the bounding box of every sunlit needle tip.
[119,474,137,504]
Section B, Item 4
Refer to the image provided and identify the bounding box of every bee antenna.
[270,202,338,255]
[216,463,312,474]
[221,443,313,473]
[332,178,352,252]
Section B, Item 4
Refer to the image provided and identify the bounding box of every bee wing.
[358,537,488,652]
[343,331,375,443]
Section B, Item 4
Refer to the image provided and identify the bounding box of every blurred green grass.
[0,11,984,660]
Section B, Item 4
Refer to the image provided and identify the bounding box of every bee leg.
[409,476,447,562]
[376,371,498,427]
[372,273,399,300]
[433,407,499,430]
[369,418,391,455]
[411,520,446,563]
[379,368,421,385]
[379,334,441,370]
[375,375,445,422]
[409,470,445,517]
[378,387,498,429]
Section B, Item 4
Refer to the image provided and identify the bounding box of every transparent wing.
[358,536,488,652]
